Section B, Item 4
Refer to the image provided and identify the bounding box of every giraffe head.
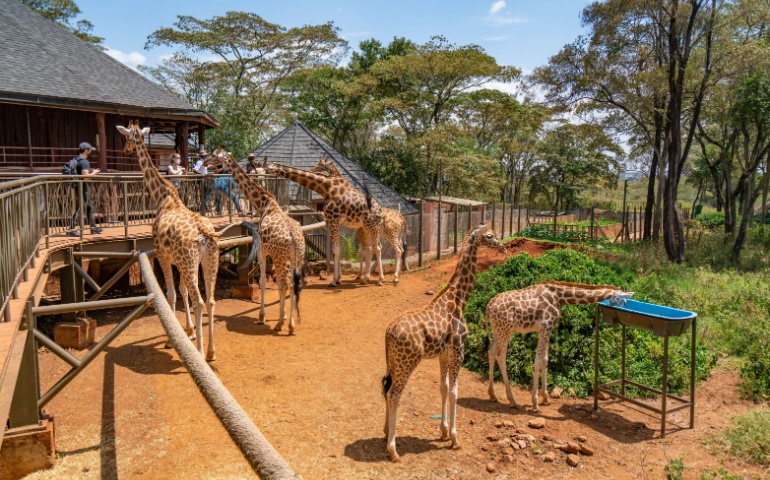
[116,121,150,155]
[608,290,634,306]
[310,157,341,177]
[204,147,232,170]
[467,224,507,254]
[262,157,280,175]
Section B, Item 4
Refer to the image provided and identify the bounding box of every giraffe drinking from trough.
[485,281,633,411]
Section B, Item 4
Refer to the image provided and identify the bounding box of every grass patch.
[708,410,770,466]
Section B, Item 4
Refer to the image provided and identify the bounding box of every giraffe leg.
[392,233,403,285]
[498,341,519,409]
[178,266,205,357]
[157,257,177,349]
[355,228,366,280]
[447,352,462,450]
[439,355,450,441]
[532,330,552,411]
[487,338,499,402]
[385,361,418,463]
[373,235,384,286]
[179,282,195,341]
[201,247,218,361]
[274,267,288,333]
[360,239,373,285]
[330,224,341,286]
[258,251,267,324]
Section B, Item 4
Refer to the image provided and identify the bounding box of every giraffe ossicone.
[382,224,507,462]
[485,281,633,411]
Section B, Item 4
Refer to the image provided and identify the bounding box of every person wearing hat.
[67,142,103,236]
[192,149,213,212]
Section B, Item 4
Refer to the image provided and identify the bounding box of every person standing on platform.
[67,142,103,237]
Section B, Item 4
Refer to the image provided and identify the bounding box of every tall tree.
[20,0,103,45]
[144,12,347,156]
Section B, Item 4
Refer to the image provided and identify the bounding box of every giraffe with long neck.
[486,281,633,411]
[117,122,223,361]
[382,225,507,462]
[310,158,408,284]
[209,149,304,334]
[262,158,385,287]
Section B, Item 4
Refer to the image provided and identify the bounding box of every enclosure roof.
[423,196,487,207]
[243,121,417,214]
[0,0,218,127]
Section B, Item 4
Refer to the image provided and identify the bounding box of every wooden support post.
[590,206,595,240]
[436,200,442,261]
[179,122,189,169]
[95,112,107,171]
[453,205,459,254]
[501,201,506,238]
[491,201,496,235]
[198,123,206,153]
[418,201,424,267]
[467,203,472,231]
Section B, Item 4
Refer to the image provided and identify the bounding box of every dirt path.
[26,241,767,480]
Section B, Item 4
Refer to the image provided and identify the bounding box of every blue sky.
[77,0,589,77]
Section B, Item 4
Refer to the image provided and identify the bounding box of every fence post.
[491,201,496,236]
[436,199,442,261]
[44,181,50,249]
[553,208,557,236]
[453,205,459,254]
[467,202,472,230]
[123,180,129,238]
[325,227,332,274]
[590,206,595,240]
[418,200,424,267]
[501,200,506,238]
[78,180,84,240]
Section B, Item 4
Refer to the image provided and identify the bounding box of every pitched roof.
[243,121,417,214]
[0,0,217,126]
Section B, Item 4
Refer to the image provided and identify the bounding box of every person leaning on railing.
[166,153,185,189]
[67,142,103,237]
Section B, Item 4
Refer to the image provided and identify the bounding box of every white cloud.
[490,1,506,14]
[105,47,146,70]
[485,1,527,26]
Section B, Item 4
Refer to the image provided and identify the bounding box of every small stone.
[566,454,580,467]
[503,420,515,428]
[82,466,91,472]
[516,428,527,434]
[576,435,587,443]
[497,439,511,448]
[481,445,489,451]
[495,420,503,428]
[425,290,435,295]
[469,419,475,425]
[560,441,580,454]
[542,452,556,463]
[510,442,520,450]
[517,440,527,450]
[597,391,611,400]
[542,441,554,449]
[486,462,497,473]
[579,444,594,456]
[542,434,554,442]
[487,434,500,442]
[550,387,563,399]
[503,454,514,463]
[528,417,546,429]
[502,447,514,455]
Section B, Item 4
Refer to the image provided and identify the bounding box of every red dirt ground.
[25,239,768,480]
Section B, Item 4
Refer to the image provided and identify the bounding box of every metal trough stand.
[593,299,697,437]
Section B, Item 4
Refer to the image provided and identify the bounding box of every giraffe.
[485,281,633,411]
[310,158,408,284]
[261,157,385,287]
[382,225,507,462]
[209,149,305,334]
[116,122,224,361]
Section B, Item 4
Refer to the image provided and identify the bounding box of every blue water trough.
[594,299,697,436]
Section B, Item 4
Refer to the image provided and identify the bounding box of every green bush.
[740,337,770,401]
[697,212,731,229]
[463,249,716,397]
[517,224,590,243]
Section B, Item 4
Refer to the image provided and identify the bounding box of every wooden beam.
[95,112,107,171]
[179,121,189,169]
[199,124,206,152]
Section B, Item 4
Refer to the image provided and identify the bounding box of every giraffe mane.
[536,280,620,290]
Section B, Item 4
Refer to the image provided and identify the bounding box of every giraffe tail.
[291,235,302,325]
[239,221,263,268]
[483,311,491,353]
[382,339,393,397]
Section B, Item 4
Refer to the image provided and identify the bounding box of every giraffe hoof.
[328,282,337,288]
[274,325,282,332]
[164,340,173,349]
[510,403,519,409]
[206,352,216,362]
[451,442,462,451]
[440,431,450,441]
[388,452,400,463]
[376,281,383,286]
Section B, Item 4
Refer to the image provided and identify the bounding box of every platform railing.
[0,173,320,324]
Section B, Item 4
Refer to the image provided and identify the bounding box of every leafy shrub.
[740,337,770,401]
[697,212,730,229]
[463,249,716,397]
[517,224,590,243]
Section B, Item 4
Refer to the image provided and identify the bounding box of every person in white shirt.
[166,153,185,189]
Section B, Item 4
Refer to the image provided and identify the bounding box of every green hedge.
[463,249,716,397]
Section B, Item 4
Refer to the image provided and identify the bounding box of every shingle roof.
[242,121,417,214]
[0,0,217,126]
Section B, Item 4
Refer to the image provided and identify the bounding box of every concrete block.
[0,417,56,479]
[231,284,260,302]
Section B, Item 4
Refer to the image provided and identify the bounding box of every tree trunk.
[644,108,663,240]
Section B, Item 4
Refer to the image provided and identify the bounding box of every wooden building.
[0,0,217,172]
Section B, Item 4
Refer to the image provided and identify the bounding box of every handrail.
[137,253,299,480]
